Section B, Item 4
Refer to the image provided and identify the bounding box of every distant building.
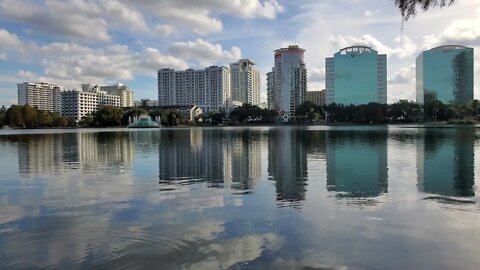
[268,45,308,119]
[306,90,326,106]
[62,88,120,122]
[326,46,387,105]
[17,82,62,113]
[158,66,230,113]
[230,59,261,106]
[416,45,474,105]
[134,99,159,107]
[82,83,134,108]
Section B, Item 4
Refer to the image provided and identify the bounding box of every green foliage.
[93,106,123,127]
[229,103,277,124]
[388,100,422,122]
[208,111,226,125]
[295,101,324,124]
[4,105,73,128]
[122,108,148,126]
[0,105,6,128]
[38,112,54,127]
[6,105,24,128]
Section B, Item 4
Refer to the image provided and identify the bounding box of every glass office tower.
[326,46,387,105]
[416,45,474,105]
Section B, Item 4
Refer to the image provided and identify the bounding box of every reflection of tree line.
[10,132,135,176]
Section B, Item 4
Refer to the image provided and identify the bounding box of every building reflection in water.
[158,129,262,189]
[417,128,475,197]
[16,132,134,177]
[326,130,388,198]
[267,128,308,207]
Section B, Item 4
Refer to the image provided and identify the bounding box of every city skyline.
[0,1,479,106]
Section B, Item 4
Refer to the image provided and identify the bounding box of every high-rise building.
[266,71,275,110]
[17,82,63,112]
[325,46,387,105]
[62,88,120,122]
[82,83,134,108]
[416,45,474,105]
[306,90,326,106]
[230,59,261,106]
[205,66,230,112]
[158,66,230,113]
[268,45,308,119]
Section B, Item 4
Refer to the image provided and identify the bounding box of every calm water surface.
[0,126,479,269]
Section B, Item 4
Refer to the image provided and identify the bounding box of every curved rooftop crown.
[339,46,376,55]
[429,45,470,51]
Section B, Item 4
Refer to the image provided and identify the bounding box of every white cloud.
[5,35,188,89]
[169,39,241,67]
[364,9,376,17]
[0,28,22,47]
[0,0,151,41]
[309,67,325,83]
[388,65,415,85]
[139,48,189,71]
[0,53,6,61]
[422,7,480,49]
[126,0,283,34]
[0,0,111,42]
[154,25,174,37]
[329,34,418,59]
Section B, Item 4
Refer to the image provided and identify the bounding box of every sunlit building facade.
[17,82,63,113]
[230,59,261,106]
[416,45,474,105]
[158,66,230,113]
[268,45,308,118]
[326,46,387,105]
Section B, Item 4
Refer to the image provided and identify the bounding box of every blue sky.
[0,0,479,106]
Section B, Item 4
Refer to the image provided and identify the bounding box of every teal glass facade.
[326,46,387,105]
[416,45,474,105]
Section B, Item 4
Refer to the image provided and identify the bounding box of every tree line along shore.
[1,99,479,129]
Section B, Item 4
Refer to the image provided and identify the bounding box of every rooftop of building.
[428,45,473,51]
[338,46,377,55]
[274,45,305,53]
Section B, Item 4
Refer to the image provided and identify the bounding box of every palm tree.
[395,0,455,21]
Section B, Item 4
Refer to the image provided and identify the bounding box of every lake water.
[0,126,479,269]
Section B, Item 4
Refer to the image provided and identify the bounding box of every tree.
[38,112,54,127]
[93,106,123,126]
[0,105,6,128]
[22,105,38,128]
[6,105,24,128]
[468,99,479,120]
[54,116,69,127]
[296,101,323,124]
[395,0,455,21]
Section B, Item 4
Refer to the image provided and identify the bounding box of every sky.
[0,0,479,106]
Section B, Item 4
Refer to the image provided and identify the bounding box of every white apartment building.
[82,83,134,108]
[62,89,120,122]
[267,45,308,118]
[158,66,230,113]
[230,59,260,106]
[17,82,63,113]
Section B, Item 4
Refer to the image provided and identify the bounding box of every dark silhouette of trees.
[396,0,455,21]
[93,106,123,127]
[229,103,277,123]
[4,105,72,128]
